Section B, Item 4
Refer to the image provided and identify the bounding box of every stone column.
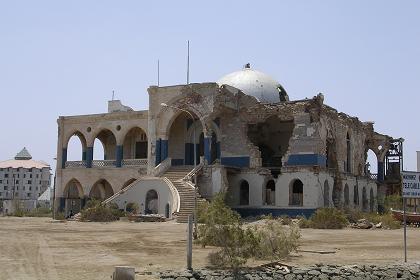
[61,148,67,169]
[155,139,161,166]
[378,161,384,182]
[115,145,123,167]
[86,147,93,168]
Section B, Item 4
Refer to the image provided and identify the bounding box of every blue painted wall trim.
[82,150,86,161]
[221,156,250,168]
[378,161,384,182]
[204,137,211,163]
[115,145,123,168]
[86,147,93,168]
[155,139,161,166]
[61,148,67,169]
[161,140,168,162]
[286,154,326,167]
[233,207,317,219]
[172,159,184,166]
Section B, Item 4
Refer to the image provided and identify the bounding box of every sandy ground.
[0,217,419,280]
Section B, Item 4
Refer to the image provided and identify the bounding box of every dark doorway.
[239,180,249,205]
[135,141,148,159]
[145,190,158,214]
[290,179,303,206]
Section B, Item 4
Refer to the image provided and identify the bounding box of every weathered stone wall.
[159,263,420,280]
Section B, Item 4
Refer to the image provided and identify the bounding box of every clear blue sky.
[1,1,419,171]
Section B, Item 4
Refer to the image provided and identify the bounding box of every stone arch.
[89,179,114,200]
[66,132,88,161]
[323,180,330,207]
[264,180,276,205]
[63,179,84,198]
[365,149,378,176]
[92,128,117,161]
[121,178,137,190]
[362,187,368,211]
[370,188,375,212]
[289,179,303,206]
[239,180,250,206]
[167,111,204,165]
[122,127,148,159]
[326,138,338,170]
[145,189,159,214]
[63,179,84,216]
[344,184,350,207]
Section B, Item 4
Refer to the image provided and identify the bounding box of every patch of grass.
[298,208,348,229]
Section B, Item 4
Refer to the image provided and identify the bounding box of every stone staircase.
[163,166,201,223]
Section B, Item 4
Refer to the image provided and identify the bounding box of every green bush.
[344,208,364,224]
[297,216,312,228]
[198,193,300,271]
[125,202,139,214]
[380,213,401,229]
[26,207,52,217]
[80,203,120,222]
[307,208,348,229]
[384,195,403,212]
[55,212,65,220]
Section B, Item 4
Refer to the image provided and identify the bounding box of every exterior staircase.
[163,166,202,223]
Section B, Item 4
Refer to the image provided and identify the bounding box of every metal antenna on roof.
[112,90,115,101]
[187,40,190,84]
[157,59,160,87]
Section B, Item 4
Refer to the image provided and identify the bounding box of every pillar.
[116,145,123,167]
[204,136,211,164]
[82,150,86,161]
[378,161,384,182]
[61,148,67,169]
[155,139,161,166]
[86,146,93,168]
[161,140,168,161]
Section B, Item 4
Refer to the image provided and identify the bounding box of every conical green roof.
[15,147,32,160]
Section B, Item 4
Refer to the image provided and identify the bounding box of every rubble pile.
[128,214,166,222]
[159,263,420,280]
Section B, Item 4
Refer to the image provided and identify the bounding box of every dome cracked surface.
[217,64,288,103]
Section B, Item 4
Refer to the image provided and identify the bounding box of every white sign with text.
[402,171,420,198]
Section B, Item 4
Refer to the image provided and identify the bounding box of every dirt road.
[0,217,419,280]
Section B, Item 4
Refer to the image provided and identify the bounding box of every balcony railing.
[121,158,148,167]
[369,173,378,180]
[65,161,87,168]
[92,160,116,167]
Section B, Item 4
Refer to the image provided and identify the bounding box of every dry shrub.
[299,208,348,229]
[254,221,300,261]
[80,201,119,222]
[198,193,300,271]
[297,216,312,228]
[125,202,139,214]
[379,213,401,229]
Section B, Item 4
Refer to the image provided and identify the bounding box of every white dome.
[217,64,287,103]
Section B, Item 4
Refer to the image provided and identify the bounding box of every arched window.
[353,185,359,205]
[264,180,275,205]
[344,184,349,207]
[362,187,368,211]
[239,180,249,206]
[93,129,117,161]
[346,133,351,173]
[89,179,114,201]
[145,189,159,214]
[290,179,303,206]
[324,180,330,207]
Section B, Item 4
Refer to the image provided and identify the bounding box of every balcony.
[64,159,148,169]
[121,158,148,167]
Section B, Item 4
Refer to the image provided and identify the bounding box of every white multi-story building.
[0,148,51,213]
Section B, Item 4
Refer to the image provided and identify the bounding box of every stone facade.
[55,66,397,218]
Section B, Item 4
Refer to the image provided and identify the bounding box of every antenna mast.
[157,59,160,87]
[187,40,190,84]
[112,90,115,101]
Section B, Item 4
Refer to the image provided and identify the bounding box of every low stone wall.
[159,263,420,280]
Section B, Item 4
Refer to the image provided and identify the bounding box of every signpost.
[401,171,420,262]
